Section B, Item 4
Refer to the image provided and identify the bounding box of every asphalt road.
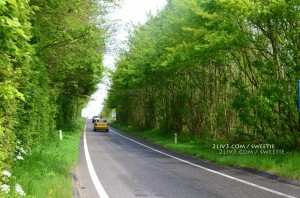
[73,119,300,198]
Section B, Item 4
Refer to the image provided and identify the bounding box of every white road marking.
[84,119,109,198]
[110,129,297,198]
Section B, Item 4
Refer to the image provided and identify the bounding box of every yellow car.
[94,119,109,132]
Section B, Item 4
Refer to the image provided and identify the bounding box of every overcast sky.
[81,0,167,118]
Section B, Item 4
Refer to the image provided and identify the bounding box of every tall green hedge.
[0,0,111,179]
[0,0,33,171]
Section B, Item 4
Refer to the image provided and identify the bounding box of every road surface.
[72,119,300,198]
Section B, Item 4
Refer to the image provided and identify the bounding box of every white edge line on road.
[110,129,297,198]
[84,119,109,198]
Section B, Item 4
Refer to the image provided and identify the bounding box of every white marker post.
[59,130,63,140]
[174,133,177,144]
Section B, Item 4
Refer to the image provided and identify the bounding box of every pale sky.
[81,0,167,118]
[113,0,167,24]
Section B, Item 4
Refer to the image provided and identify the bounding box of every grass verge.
[112,123,300,181]
[10,118,85,198]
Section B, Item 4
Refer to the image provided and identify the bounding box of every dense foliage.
[0,0,111,188]
[107,0,300,150]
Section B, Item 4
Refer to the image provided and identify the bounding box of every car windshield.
[94,116,99,118]
[98,119,107,123]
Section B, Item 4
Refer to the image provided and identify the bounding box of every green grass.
[9,119,84,198]
[112,123,300,181]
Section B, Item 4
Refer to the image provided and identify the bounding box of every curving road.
[72,119,300,198]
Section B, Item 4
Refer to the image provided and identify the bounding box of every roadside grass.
[112,123,300,181]
[10,119,84,198]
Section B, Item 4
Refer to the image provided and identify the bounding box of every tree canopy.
[107,0,300,150]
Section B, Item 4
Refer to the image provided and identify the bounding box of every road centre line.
[84,119,109,198]
[110,129,296,198]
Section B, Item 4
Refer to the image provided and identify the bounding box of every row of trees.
[0,0,112,173]
[106,0,300,150]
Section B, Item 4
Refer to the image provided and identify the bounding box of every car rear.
[94,119,109,132]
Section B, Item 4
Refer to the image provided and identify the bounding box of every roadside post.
[59,130,63,140]
[174,133,177,144]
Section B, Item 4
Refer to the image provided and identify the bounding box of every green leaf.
[5,17,21,27]
[6,0,17,7]
[0,0,6,6]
